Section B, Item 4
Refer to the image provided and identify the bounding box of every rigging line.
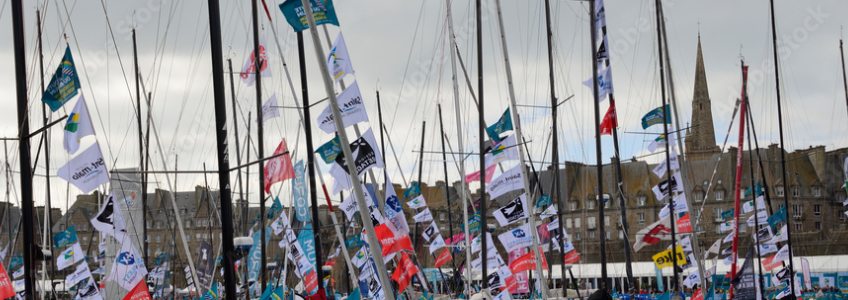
[390,0,428,131]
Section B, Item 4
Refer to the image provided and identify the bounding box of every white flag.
[485,135,519,167]
[540,204,557,219]
[651,172,683,200]
[757,244,779,255]
[421,222,440,242]
[63,95,96,154]
[683,272,699,288]
[240,36,271,86]
[261,94,280,123]
[773,244,792,262]
[429,235,446,254]
[719,220,735,233]
[317,81,369,133]
[383,174,410,237]
[723,232,734,243]
[547,218,560,232]
[89,193,127,239]
[488,164,524,200]
[582,65,614,102]
[743,196,766,213]
[406,195,427,209]
[706,239,722,255]
[769,225,788,244]
[648,134,675,153]
[652,150,680,177]
[271,213,290,236]
[327,32,354,83]
[107,237,148,291]
[471,233,495,254]
[65,262,92,287]
[746,210,769,228]
[12,267,22,279]
[658,193,689,219]
[57,243,84,271]
[57,142,111,194]
[339,193,359,221]
[492,194,528,226]
[412,208,433,223]
[496,223,533,253]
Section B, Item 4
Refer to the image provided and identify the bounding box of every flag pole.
[589,0,610,291]
[729,65,748,300]
[248,0,269,291]
[743,65,767,300]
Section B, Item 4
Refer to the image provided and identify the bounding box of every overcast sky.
[0,0,846,212]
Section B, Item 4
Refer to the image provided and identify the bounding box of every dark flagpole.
[205,0,237,298]
[477,0,489,291]
[35,9,58,295]
[413,122,426,253]
[768,0,797,296]
[249,0,268,290]
[133,29,149,268]
[11,0,36,298]
[589,0,609,291]
[437,104,458,294]
[742,67,767,300]
[841,38,848,122]
[228,59,246,234]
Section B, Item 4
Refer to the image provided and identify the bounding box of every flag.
[62,96,95,154]
[391,253,417,292]
[65,262,92,287]
[11,268,21,279]
[429,235,446,254]
[267,197,283,219]
[471,233,495,254]
[706,239,721,255]
[563,250,580,264]
[0,261,15,299]
[742,196,766,214]
[652,245,686,269]
[407,195,427,209]
[53,224,79,249]
[595,0,606,32]
[486,108,513,142]
[540,204,557,219]
[599,102,618,135]
[583,65,614,102]
[634,215,673,251]
[121,280,152,300]
[239,37,271,86]
[497,223,533,253]
[744,183,763,198]
[315,136,342,164]
[422,222,440,242]
[264,139,296,193]
[270,213,290,236]
[535,194,552,211]
[261,94,281,123]
[641,104,671,129]
[719,220,735,233]
[721,208,735,220]
[485,135,520,167]
[90,193,127,239]
[278,0,340,32]
[327,32,354,82]
[465,165,497,184]
[801,258,812,290]
[509,248,548,274]
[767,206,787,231]
[412,208,433,223]
[488,164,524,200]
[746,210,769,228]
[75,277,103,300]
[108,238,148,291]
[768,225,788,244]
[329,129,384,190]
[434,249,452,268]
[757,244,779,256]
[648,133,675,153]
[383,174,410,236]
[773,244,791,262]
[316,81,369,133]
[731,246,757,300]
[57,243,84,270]
[202,281,219,300]
[43,47,82,111]
[403,182,421,200]
[492,194,528,226]
[57,142,110,194]
[652,172,683,200]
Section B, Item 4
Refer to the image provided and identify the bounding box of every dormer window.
[637,196,646,206]
[792,187,801,197]
[715,190,724,201]
[812,187,821,197]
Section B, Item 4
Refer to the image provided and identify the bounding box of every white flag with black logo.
[492,194,528,226]
[57,142,111,194]
[413,208,433,223]
[652,172,683,200]
[422,222,440,242]
[329,129,383,189]
[75,277,103,300]
[65,262,92,287]
[429,234,446,254]
[317,81,369,133]
[89,193,127,239]
[488,165,524,200]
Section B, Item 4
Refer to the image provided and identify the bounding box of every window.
[574,232,581,241]
[92,237,98,243]
[180,209,187,215]
[587,200,596,209]
[82,236,88,244]
[618,231,624,240]
[794,222,803,232]
[842,211,847,222]
[439,213,446,221]
[812,187,821,197]
[792,188,801,197]
[155,248,161,255]
[570,202,578,211]
[714,208,723,221]
[605,231,611,240]
[637,213,646,224]
[694,192,704,202]
[792,204,803,218]
[776,187,785,197]
[147,235,151,243]
[637,196,646,206]
[566,218,573,229]
[156,221,163,229]
[186,221,191,229]
[195,233,202,241]
[156,234,161,243]
[79,223,88,231]
[814,204,822,216]
[815,222,822,230]
[574,218,582,228]
[739,224,747,233]
[587,217,596,229]
[604,216,610,227]
[146,221,151,229]
[196,220,202,227]
[588,231,596,239]
[185,233,191,242]
[715,190,724,201]
[604,198,611,208]
[715,224,723,235]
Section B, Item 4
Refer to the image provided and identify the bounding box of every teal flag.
[42,47,82,111]
[298,223,318,269]
[721,208,735,220]
[259,284,274,300]
[9,254,22,270]
[293,160,311,222]
[345,235,363,248]
[315,136,342,164]
[486,108,513,142]
[744,183,763,197]
[52,225,79,249]
[267,197,283,219]
[270,286,286,300]
[536,194,552,210]
[278,0,339,33]
[467,211,482,235]
[203,282,219,300]
[348,288,361,300]
[641,105,670,129]
[767,206,787,231]
[403,182,421,200]
[655,264,665,292]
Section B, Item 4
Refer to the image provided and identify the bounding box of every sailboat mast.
[249,0,268,290]
[204,0,238,298]
[11,0,36,298]
[729,65,748,300]
[227,59,246,235]
[299,2,396,299]
[477,0,489,291]
[437,104,459,285]
[589,0,609,290]
[543,0,570,294]
[841,38,848,120]
[768,0,797,295]
[132,29,149,268]
[743,73,767,300]
[414,122,425,253]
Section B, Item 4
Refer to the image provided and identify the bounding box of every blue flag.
[486,108,513,142]
[9,254,22,270]
[345,235,363,248]
[721,208,735,220]
[298,223,318,270]
[279,0,340,32]
[403,182,421,200]
[293,160,310,222]
[536,194,552,210]
[641,105,670,129]
[744,183,763,197]
[767,206,787,231]
[248,227,271,296]
[348,288,361,300]
[267,197,283,219]
[203,282,219,300]
[315,136,342,164]
[42,47,82,111]
[53,225,79,249]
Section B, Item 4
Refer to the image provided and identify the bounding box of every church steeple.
[684,35,720,161]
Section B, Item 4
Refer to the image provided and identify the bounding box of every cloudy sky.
[0,0,845,213]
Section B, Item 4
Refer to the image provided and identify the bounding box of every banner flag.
[57,142,110,193]
[63,95,96,154]
[278,0,340,32]
[43,47,82,111]
[327,32,355,82]
[317,81,369,133]
[641,104,671,129]
[239,37,271,86]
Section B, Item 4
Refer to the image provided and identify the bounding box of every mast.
[842,38,848,122]
[204,0,237,298]
[11,0,36,298]
[651,0,678,291]
[589,0,609,290]
[414,122,425,252]
[768,0,797,295]
[543,0,571,294]
[249,0,268,290]
[437,104,459,287]
[743,69,767,300]
[477,0,489,292]
[729,65,748,299]
[227,59,246,234]
[36,9,58,298]
[132,28,149,268]
[299,2,396,299]
[444,1,472,296]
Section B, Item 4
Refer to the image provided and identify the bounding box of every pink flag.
[465,165,497,184]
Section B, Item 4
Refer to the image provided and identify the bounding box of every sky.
[0,0,846,213]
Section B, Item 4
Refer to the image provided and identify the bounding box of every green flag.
[42,47,82,111]
[767,206,787,231]
[641,104,670,129]
[315,136,342,164]
[278,0,339,32]
[486,108,513,142]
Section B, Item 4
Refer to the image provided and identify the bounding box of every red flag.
[392,253,417,292]
[677,214,692,233]
[390,235,414,254]
[0,261,15,299]
[324,258,338,268]
[305,290,328,300]
[563,250,581,264]
[434,249,452,268]
[122,281,152,300]
[692,288,704,300]
[509,248,548,274]
[502,275,519,293]
[264,139,296,193]
[599,102,618,136]
[304,270,319,293]
[372,224,398,256]
[465,165,497,184]
[762,254,782,271]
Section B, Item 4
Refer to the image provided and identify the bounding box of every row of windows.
[145,219,213,229]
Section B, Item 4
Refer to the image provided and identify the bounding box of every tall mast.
[36,9,58,298]
[437,104,459,286]
[729,65,748,299]
[249,0,268,290]
[11,0,36,298]
[132,29,149,268]
[589,0,609,290]
[743,71,767,300]
[768,0,797,295]
[299,2,396,299]
[444,1,472,296]
[204,0,237,298]
[841,38,848,121]
[414,122,425,252]
[227,59,246,235]
[476,0,488,291]
[543,0,570,294]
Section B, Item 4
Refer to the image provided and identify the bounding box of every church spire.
[685,35,720,161]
